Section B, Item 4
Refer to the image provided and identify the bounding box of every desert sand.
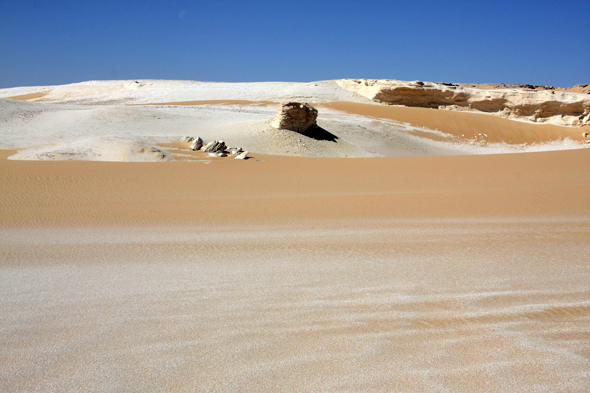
[1,79,589,391]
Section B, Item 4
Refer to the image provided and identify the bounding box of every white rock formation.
[190,137,203,151]
[337,79,590,126]
[202,140,227,153]
[235,151,249,160]
[271,102,318,132]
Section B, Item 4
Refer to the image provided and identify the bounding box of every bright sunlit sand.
[1,79,589,392]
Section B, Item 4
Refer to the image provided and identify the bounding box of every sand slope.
[1,149,589,391]
[1,148,589,227]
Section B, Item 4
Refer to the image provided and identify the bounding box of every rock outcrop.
[202,140,227,154]
[271,102,318,132]
[337,79,590,126]
[190,137,203,151]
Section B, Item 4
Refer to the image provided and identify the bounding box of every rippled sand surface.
[1,150,589,391]
[2,220,589,391]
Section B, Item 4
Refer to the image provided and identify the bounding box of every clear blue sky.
[1,0,588,88]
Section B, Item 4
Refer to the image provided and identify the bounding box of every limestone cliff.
[337,79,590,126]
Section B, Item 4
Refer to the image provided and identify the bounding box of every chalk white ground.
[0,80,584,161]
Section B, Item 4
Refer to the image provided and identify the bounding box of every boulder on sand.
[202,140,227,153]
[271,102,318,133]
[235,151,249,160]
[190,137,203,151]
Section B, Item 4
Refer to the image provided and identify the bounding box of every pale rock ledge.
[337,79,590,126]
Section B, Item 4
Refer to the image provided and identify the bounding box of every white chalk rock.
[190,137,203,151]
[271,102,318,132]
[235,151,249,160]
[182,136,194,142]
[202,140,226,153]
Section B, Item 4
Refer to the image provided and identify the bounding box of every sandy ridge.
[2,148,589,228]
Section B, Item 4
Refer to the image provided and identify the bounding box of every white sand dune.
[0,79,368,105]
[0,79,587,161]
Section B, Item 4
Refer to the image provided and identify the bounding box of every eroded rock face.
[337,79,590,126]
[271,102,318,132]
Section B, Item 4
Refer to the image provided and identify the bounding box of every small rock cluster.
[181,136,248,159]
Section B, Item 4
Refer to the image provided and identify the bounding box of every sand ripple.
[1,220,589,391]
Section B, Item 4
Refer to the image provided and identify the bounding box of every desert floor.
[1,80,589,391]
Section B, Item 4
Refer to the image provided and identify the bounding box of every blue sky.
[1,0,588,88]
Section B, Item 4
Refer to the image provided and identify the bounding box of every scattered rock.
[190,137,203,151]
[182,136,194,142]
[271,102,318,133]
[235,151,249,160]
[181,138,248,160]
[202,140,227,153]
[583,132,589,138]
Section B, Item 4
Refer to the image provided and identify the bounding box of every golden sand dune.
[1,146,589,390]
[1,148,589,227]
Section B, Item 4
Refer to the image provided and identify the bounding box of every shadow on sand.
[301,126,339,142]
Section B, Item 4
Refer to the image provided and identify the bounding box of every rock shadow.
[302,126,339,142]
